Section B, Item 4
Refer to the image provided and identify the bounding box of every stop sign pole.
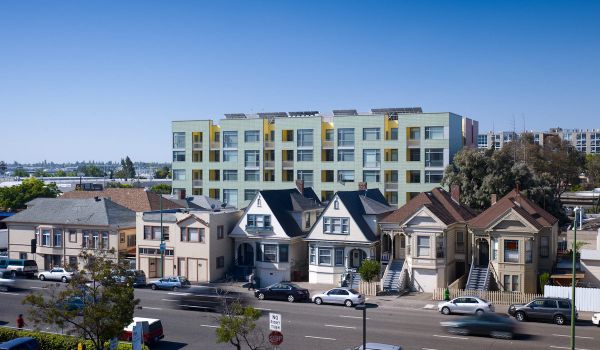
[269,313,282,349]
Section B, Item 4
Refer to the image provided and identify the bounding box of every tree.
[33,169,49,177]
[115,157,136,180]
[215,301,268,350]
[154,166,171,179]
[0,177,60,211]
[23,251,140,350]
[78,165,105,177]
[105,182,133,189]
[358,259,380,282]
[150,184,172,195]
[54,170,67,177]
[0,161,6,174]
[585,154,600,187]
[13,167,29,177]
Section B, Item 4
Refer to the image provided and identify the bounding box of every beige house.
[5,198,135,270]
[136,208,243,282]
[468,190,558,293]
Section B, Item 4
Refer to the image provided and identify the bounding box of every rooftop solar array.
[224,113,247,119]
[288,111,320,117]
[371,107,423,114]
[332,109,358,116]
[257,112,288,119]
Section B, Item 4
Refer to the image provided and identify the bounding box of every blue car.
[149,276,191,291]
[0,337,40,350]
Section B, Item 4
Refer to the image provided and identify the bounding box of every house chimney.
[451,185,460,203]
[295,179,304,195]
[358,182,367,191]
[491,194,497,205]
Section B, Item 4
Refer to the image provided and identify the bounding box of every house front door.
[350,249,366,268]
[478,240,489,266]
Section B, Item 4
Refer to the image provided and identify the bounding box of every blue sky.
[1,1,598,163]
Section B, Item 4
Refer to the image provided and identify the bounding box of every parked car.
[438,296,494,315]
[592,313,599,326]
[121,317,164,344]
[0,259,38,278]
[148,276,191,291]
[440,313,518,339]
[114,270,147,288]
[56,296,91,313]
[37,267,75,282]
[254,282,310,302]
[0,270,16,292]
[0,337,40,350]
[351,343,402,350]
[508,297,577,325]
[179,286,250,312]
[312,287,365,307]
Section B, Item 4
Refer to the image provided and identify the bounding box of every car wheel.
[475,309,484,315]
[344,299,353,307]
[441,306,451,315]
[515,311,526,322]
[61,276,68,283]
[554,314,566,325]
[173,286,179,291]
[314,297,322,305]
[39,274,45,281]
[287,295,295,303]
[490,331,513,340]
[151,284,157,290]
[257,293,265,300]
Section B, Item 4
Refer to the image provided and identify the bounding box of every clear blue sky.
[1,1,598,163]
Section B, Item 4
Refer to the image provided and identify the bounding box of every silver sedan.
[312,287,365,307]
[438,296,494,315]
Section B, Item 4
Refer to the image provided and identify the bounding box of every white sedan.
[38,267,75,283]
[312,287,365,307]
[593,313,599,326]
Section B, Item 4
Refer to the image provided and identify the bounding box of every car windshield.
[24,261,37,267]
[286,283,301,289]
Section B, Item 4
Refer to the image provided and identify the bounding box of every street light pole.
[570,207,579,350]
[160,194,164,278]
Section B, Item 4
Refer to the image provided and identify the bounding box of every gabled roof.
[259,187,322,237]
[4,198,136,228]
[60,188,182,212]
[380,187,476,225]
[469,189,558,230]
[336,189,394,241]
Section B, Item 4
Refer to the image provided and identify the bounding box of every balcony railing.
[282,161,294,168]
[384,182,398,191]
[363,161,381,168]
[322,140,334,148]
[192,142,203,150]
[245,162,260,168]
[264,141,275,149]
[192,180,203,187]
[210,142,220,149]
[264,161,275,169]
[245,226,274,234]
[407,139,421,147]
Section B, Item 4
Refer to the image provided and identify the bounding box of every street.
[1,279,598,350]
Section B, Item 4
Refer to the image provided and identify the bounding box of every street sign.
[268,331,283,346]
[269,312,282,331]
[132,322,143,350]
[159,242,166,253]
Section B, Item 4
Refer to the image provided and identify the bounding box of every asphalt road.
[1,279,598,350]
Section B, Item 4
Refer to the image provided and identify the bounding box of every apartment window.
[222,189,238,206]
[512,275,519,292]
[337,170,355,182]
[51,229,62,247]
[540,236,550,258]
[173,132,186,149]
[363,128,381,141]
[417,236,430,257]
[245,130,260,142]
[337,149,354,162]
[19,253,28,260]
[223,150,238,162]
[390,128,398,140]
[297,150,314,162]
[297,170,313,186]
[223,170,238,181]
[363,170,380,183]
[386,192,398,205]
[436,237,444,258]
[101,231,109,249]
[325,129,334,141]
[216,256,225,268]
[363,149,380,168]
[323,217,349,234]
[525,239,532,263]
[319,248,332,265]
[247,214,271,228]
[69,229,77,243]
[217,225,224,239]
[337,128,355,147]
[127,235,136,247]
[406,170,420,183]
[244,189,258,201]
[335,248,345,266]
[245,170,260,181]
[503,275,510,291]
[279,245,289,263]
[424,170,443,183]
[425,148,444,167]
[408,148,420,161]
[144,226,168,241]
[282,129,293,142]
[222,131,238,148]
[309,245,316,265]
[173,169,186,180]
[173,151,186,162]
[92,231,99,249]
[504,275,520,292]
[425,126,444,140]
[82,230,90,248]
[492,238,498,261]
[386,149,398,162]
[297,129,313,147]
[245,150,260,167]
[182,227,205,242]
[504,240,519,263]
[42,229,51,246]
[456,232,465,253]
[408,127,420,140]
[323,149,334,162]
[263,244,278,262]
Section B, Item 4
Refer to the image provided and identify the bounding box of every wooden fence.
[359,280,380,296]
[545,285,600,312]
[432,288,543,305]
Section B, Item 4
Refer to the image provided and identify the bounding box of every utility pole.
[570,207,579,350]
[160,194,164,278]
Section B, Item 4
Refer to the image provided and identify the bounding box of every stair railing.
[465,261,475,289]
[488,261,504,291]
[483,265,491,291]
[396,261,409,292]
[380,260,393,291]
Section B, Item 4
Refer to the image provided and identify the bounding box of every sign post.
[132,321,144,350]
[269,313,282,348]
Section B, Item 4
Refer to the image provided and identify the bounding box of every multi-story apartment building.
[172,108,476,209]
[477,131,519,150]
[478,128,600,154]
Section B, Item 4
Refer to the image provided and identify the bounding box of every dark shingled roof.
[380,187,476,225]
[469,189,558,230]
[260,187,322,237]
[336,189,394,242]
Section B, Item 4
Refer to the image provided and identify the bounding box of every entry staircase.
[348,271,361,290]
[465,265,491,290]
[382,259,404,292]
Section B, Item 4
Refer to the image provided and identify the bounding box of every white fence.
[544,285,600,312]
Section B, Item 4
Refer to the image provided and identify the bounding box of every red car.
[121,317,164,344]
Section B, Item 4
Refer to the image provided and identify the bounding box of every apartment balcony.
[192,142,203,150]
[363,161,381,169]
[245,162,260,169]
[322,140,334,149]
[264,141,275,149]
[407,139,421,148]
[192,180,203,187]
[282,161,294,169]
[264,161,275,169]
[384,182,398,191]
[210,141,221,149]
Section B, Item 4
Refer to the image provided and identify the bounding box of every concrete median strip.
[142,307,163,310]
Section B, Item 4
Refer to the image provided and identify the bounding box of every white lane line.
[255,308,272,311]
[30,286,44,289]
[0,292,20,296]
[200,325,218,328]
[549,346,591,350]
[432,334,468,340]
[142,307,162,310]
[167,292,190,296]
[324,324,356,329]
[161,299,178,302]
[423,304,435,309]
[552,334,594,340]
[305,335,336,341]
[339,315,370,320]
[423,348,439,350]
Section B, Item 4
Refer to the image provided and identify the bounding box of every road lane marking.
[255,308,272,311]
[161,299,178,302]
[552,334,594,340]
[30,286,44,289]
[200,325,218,328]
[142,307,162,310]
[167,292,190,296]
[0,292,20,296]
[305,336,336,341]
[432,334,468,340]
[423,348,439,350]
[324,324,356,329]
[339,315,370,320]
[423,304,435,309]
[549,346,591,350]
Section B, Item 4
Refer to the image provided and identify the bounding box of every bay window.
[525,239,532,263]
[309,245,316,265]
[319,248,332,265]
[53,229,62,247]
[335,248,345,266]
[42,229,51,246]
[504,240,519,263]
[417,236,430,257]
[263,244,278,262]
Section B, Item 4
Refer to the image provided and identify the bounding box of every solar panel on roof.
[224,113,247,119]
[371,107,423,114]
[332,109,358,116]
[257,112,288,119]
[288,111,319,117]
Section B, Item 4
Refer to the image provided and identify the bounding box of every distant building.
[478,127,600,154]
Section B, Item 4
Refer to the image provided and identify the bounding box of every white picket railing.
[544,285,600,312]
[433,288,542,305]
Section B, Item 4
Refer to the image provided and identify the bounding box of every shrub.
[539,272,550,293]
[0,328,148,350]
[358,259,380,282]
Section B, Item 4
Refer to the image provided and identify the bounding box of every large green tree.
[23,251,140,350]
[0,177,60,211]
[150,184,172,195]
[216,301,268,350]
[78,165,105,177]
[115,157,136,180]
[153,166,171,179]
[13,167,29,177]
[586,154,600,187]
[0,161,7,174]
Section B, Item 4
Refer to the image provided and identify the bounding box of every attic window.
[334,199,339,210]
[257,197,261,207]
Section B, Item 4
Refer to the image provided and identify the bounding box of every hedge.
[0,327,149,350]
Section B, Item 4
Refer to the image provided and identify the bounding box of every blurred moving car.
[352,343,402,350]
[37,267,75,282]
[254,282,310,302]
[121,317,164,344]
[312,287,365,307]
[592,313,599,326]
[0,259,38,278]
[438,296,494,315]
[148,276,191,291]
[508,297,576,325]
[179,286,250,312]
[0,337,41,350]
[440,313,517,339]
[0,270,16,292]
[114,269,147,288]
